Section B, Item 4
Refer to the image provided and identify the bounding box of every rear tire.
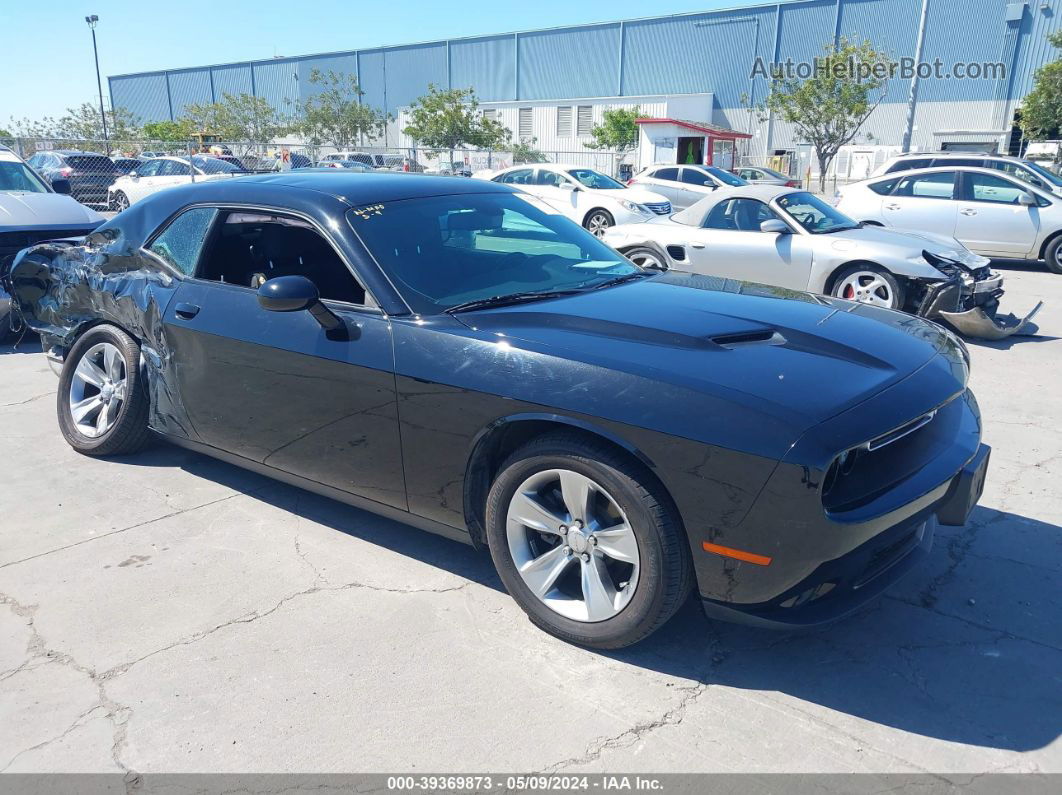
[1043,235,1062,274]
[112,191,130,212]
[57,325,151,457]
[485,432,693,649]
[622,246,668,271]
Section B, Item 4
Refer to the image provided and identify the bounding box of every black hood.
[454,273,952,432]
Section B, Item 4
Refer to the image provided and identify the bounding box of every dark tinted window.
[680,168,711,185]
[885,158,931,173]
[348,192,636,314]
[158,159,189,177]
[702,166,744,186]
[495,168,533,184]
[198,210,366,304]
[535,169,567,187]
[654,167,679,181]
[65,155,117,173]
[933,158,983,168]
[894,172,955,199]
[868,177,900,195]
[148,208,218,275]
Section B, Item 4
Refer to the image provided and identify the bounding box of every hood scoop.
[709,329,787,349]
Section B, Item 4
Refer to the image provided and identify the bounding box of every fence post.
[187,141,195,183]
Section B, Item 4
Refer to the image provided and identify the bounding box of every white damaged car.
[602,185,1039,338]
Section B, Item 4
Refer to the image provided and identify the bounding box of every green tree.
[53,102,141,143]
[584,107,641,152]
[182,93,288,143]
[296,69,390,149]
[753,37,890,191]
[142,119,194,142]
[1020,31,1062,154]
[403,85,510,162]
[510,136,547,164]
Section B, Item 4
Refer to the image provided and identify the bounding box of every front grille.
[0,228,95,263]
[644,201,671,215]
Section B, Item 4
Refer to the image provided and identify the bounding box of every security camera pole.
[85,15,110,154]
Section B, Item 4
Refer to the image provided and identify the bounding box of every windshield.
[702,166,745,186]
[758,166,789,180]
[566,169,626,189]
[349,192,639,314]
[189,155,241,174]
[0,161,51,193]
[1019,159,1062,187]
[776,191,859,234]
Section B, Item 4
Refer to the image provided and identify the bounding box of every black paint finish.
[1,173,987,625]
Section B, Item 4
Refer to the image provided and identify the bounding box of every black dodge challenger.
[2,173,990,648]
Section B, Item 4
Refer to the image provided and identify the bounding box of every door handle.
[687,241,706,248]
[884,203,901,210]
[174,303,200,319]
[960,208,977,216]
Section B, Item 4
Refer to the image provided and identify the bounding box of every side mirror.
[257,275,342,332]
[128,171,139,180]
[51,178,71,195]
[760,219,790,234]
[1018,191,1036,206]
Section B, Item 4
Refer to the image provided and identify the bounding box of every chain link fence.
[2,136,623,210]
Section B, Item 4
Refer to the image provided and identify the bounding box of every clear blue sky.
[1,0,771,123]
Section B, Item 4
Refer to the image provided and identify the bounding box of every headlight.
[620,200,651,215]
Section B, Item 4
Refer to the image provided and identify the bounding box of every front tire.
[831,264,904,310]
[622,246,668,271]
[57,325,151,456]
[485,433,692,648]
[1043,235,1062,274]
[112,191,130,212]
[583,209,614,238]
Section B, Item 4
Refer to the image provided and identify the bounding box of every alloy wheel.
[586,212,612,237]
[68,342,127,438]
[506,468,640,622]
[836,271,896,307]
[625,249,664,270]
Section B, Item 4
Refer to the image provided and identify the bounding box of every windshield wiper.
[445,289,583,314]
[591,272,653,289]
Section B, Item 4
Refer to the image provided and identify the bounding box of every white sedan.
[599,185,1034,336]
[836,166,1062,274]
[479,163,671,236]
[108,155,242,210]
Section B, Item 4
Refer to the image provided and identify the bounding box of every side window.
[535,170,567,187]
[703,199,778,231]
[196,210,368,305]
[868,177,900,195]
[494,168,533,185]
[655,167,679,181]
[894,172,955,199]
[136,159,161,177]
[147,208,218,275]
[885,158,931,173]
[993,161,1045,188]
[964,173,1027,204]
[680,168,710,185]
[159,159,190,177]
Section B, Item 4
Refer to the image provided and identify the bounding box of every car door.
[156,205,406,510]
[677,167,718,208]
[682,198,813,289]
[953,171,1041,257]
[643,167,687,206]
[531,168,584,222]
[121,158,162,202]
[880,171,959,237]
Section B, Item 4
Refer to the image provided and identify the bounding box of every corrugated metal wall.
[108,0,1061,140]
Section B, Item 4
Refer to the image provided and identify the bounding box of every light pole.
[85,15,109,153]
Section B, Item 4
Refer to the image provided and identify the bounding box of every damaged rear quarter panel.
[7,231,195,439]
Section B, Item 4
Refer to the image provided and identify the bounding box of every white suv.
[872,152,1062,197]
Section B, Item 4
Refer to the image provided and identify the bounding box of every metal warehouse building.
[109,0,1061,175]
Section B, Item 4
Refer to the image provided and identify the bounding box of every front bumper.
[918,268,1041,339]
[701,442,990,628]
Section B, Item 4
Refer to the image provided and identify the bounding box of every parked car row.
[0,171,991,648]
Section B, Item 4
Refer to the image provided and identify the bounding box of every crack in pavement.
[0,391,54,409]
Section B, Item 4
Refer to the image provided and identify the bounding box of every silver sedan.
[602,185,1034,337]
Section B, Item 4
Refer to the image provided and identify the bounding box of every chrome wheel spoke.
[519,545,572,597]
[594,522,638,564]
[511,492,566,535]
[70,395,102,424]
[74,357,106,388]
[580,556,618,621]
[103,346,123,381]
[559,470,592,522]
[95,401,111,435]
[112,379,127,403]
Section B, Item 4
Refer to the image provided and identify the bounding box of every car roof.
[868,165,1030,179]
[891,152,1013,159]
[234,171,515,201]
[671,184,802,225]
